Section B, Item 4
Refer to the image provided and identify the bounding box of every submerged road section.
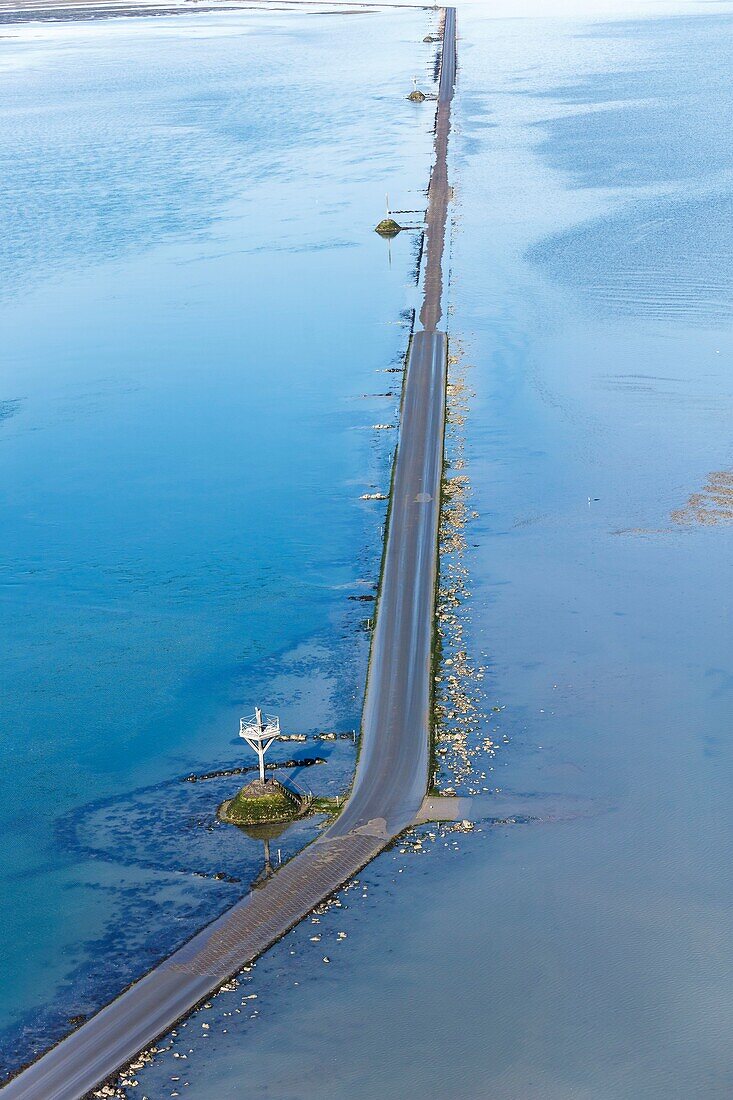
[2,10,456,1099]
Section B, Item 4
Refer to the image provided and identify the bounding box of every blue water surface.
[131,5,733,1099]
[0,5,435,1071]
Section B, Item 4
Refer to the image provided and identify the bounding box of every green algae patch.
[311,795,345,817]
[218,778,305,826]
[375,217,403,237]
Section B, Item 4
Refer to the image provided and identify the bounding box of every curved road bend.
[2,10,456,1099]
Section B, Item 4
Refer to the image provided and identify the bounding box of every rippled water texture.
[131,4,733,1099]
[0,6,435,1072]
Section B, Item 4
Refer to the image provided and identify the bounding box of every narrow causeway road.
[2,9,456,1098]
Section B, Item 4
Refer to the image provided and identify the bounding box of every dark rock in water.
[407,88,427,102]
[375,217,403,237]
[423,34,440,43]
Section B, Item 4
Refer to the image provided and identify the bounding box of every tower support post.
[239,707,280,782]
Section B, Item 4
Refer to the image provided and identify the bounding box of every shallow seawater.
[131,4,733,1099]
[0,5,437,1073]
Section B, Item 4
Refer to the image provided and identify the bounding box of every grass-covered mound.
[375,217,403,237]
[218,778,304,826]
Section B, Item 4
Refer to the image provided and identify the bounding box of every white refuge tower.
[239,707,280,783]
